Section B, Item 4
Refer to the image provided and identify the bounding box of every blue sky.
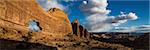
[37,0,150,32]
[107,1,149,26]
[107,0,150,32]
[62,0,149,26]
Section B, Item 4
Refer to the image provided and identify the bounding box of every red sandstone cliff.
[0,0,72,46]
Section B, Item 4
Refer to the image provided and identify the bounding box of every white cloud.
[84,12,138,32]
[127,12,138,20]
[63,0,80,2]
[36,0,65,11]
[114,27,136,32]
[80,0,111,15]
[80,0,138,32]
[113,25,150,32]
[112,12,138,26]
[83,1,87,4]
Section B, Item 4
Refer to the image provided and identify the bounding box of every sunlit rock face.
[47,8,72,35]
[0,0,72,43]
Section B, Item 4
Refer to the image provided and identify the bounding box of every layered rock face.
[0,0,72,46]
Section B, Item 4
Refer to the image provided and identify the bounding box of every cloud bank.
[80,0,138,32]
[36,0,65,11]
[114,25,150,32]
